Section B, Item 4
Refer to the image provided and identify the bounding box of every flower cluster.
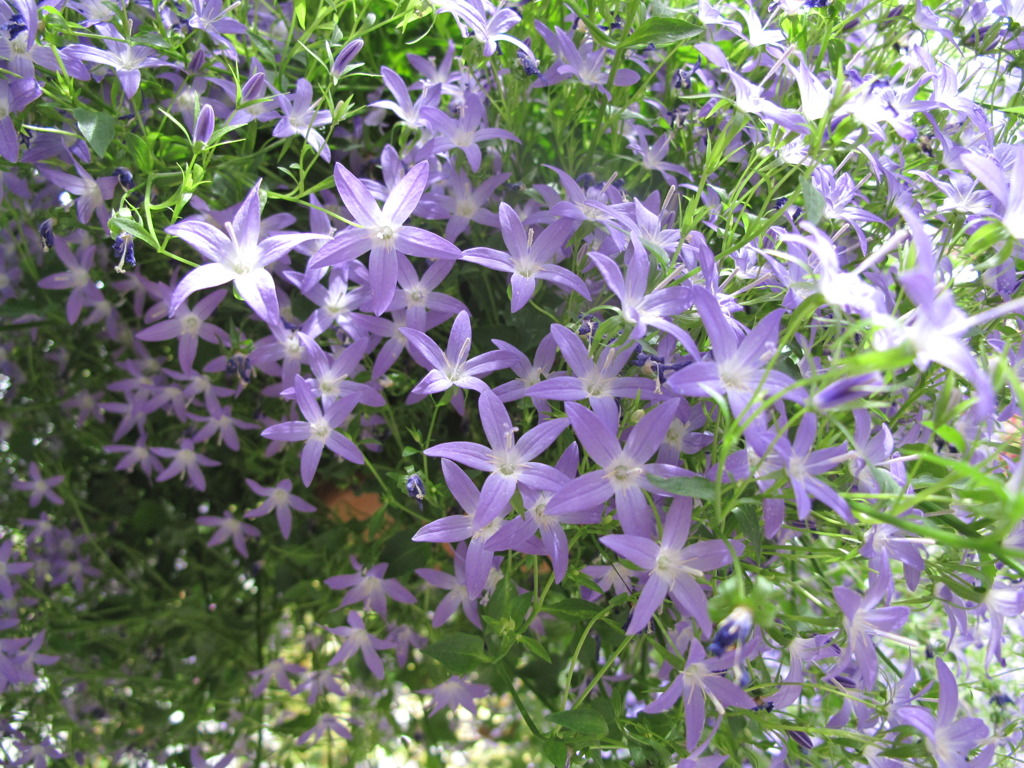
[1,0,1023,765]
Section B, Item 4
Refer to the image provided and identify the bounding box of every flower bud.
[194,103,215,145]
[331,39,364,77]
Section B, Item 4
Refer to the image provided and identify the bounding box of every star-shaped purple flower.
[166,180,317,324]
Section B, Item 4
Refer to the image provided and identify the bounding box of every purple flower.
[833,582,911,689]
[528,323,657,404]
[260,375,364,487]
[415,547,482,628]
[325,557,416,619]
[244,478,316,540]
[424,389,568,525]
[152,438,221,492]
[327,611,395,679]
[424,92,520,171]
[462,203,587,312]
[188,0,247,52]
[417,675,490,716]
[0,539,32,600]
[135,289,229,373]
[63,24,175,99]
[308,160,462,315]
[545,398,683,538]
[401,310,512,400]
[166,180,317,324]
[745,414,853,524]
[588,246,693,346]
[433,0,532,57]
[12,463,64,508]
[667,287,804,418]
[895,658,991,768]
[40,162,118,228]
[298,713,352,746]
[196,511,261,557]
[272,78,333,161]
[413,459,509,599]
[601,499,741,635]
[644,639,755,752]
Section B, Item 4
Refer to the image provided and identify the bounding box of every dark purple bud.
[188,48,206,74]
[991,693,1013,706]
[811,372,884,410]
[114,167,134,190]
[406,474,425,509]
[331,38,364,77]
[194,104,215,144]
[38,219,54,251]
[241,71,266,101]
[791,730,813,750]
[707,605,754,657]
[578,313,601,341]
[113,234,135,273]
[226,354,253,386]
[516,49,541,77]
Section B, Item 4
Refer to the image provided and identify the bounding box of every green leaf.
[544,598,602,622]
[621,15,702,47]
[73,107,116,158]
[108,216,158,250]
[423,632,488,675]
[541,740,567,766]
[648,475,719,500]
[518,634,552,663]
[547,707,609,739]
[801,176,826,226]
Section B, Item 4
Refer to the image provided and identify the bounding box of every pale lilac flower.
[589,246,693,346]
[418,675,490,716]
[462,203,587,312]
[135,289,229,372]
[546,399,684,538]
[12,463,64,508]
[368,66,443,130]
[41,162,118,228]
[895,658,991,768]
[63,25,175,99]
[196,511,261,557]
[415,547,482,628]
[0,539,32,599]
[104,435,163,477]
[273,78,333,161]
[308,161,462,315]
[298,713,352,745]
[189,0,247,52]
[833,582,911,688]
[432,0,532,57]
[327,611,396,679]
[529,323,656,404]
[166,180,317,323]
[249,657,304,695]
[260,375,364,487]
[424,389,568,524]
[601,499,741,635]
[644,639,756,751]
[425,93,519,171]
[413,459,510,598]
[325,557,416,619]
[667,287,804,418]
[244,478,316,540]
[153,438,221,492]
[401,310,512,400]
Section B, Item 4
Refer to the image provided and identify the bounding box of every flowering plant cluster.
[1,0,1024,765]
